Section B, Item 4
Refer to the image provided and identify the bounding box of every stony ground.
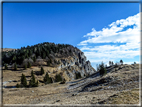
[2,64,140,105]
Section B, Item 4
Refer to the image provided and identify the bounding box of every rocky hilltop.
[2,42,96,82]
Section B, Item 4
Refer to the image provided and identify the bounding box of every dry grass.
[101,88,139,104]
[2,64,140,104]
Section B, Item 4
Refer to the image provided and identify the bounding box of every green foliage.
[28,62,31,68]
[42,52,46,59]
[21,73,27,87]
[12,55,16,63]
[4,64,8,70]
[44,72,53,84]
[14,63,17,71]
[98,62,107,77]
[75,72,82,79]
[34,80,38,87]
[16,83,20,88]
[60,78,66,84]
[41,67,44,75]
[29,70,37,87]
[55,74,62,82]
[2,42,72,66]
[33,56,36,62]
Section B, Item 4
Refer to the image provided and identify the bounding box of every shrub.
[75,72,82,79]
[55,74,62,82]
[60,79,66,84]
[16,83,20,88]
[114,63,118,68]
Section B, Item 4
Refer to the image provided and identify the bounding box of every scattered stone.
[32,90,34,93]
[93,97,95,99]
[72,93,77,96]
[56,100,60,102]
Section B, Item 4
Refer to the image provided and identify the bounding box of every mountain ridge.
[2,42,96,82]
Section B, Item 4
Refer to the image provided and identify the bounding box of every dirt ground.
[2,64,140,105]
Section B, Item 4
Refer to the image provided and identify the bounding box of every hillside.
[3,63,140,104]
[2,42,140,105]
[2,42,96,83]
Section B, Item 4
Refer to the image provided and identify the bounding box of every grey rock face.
[57,50,96,81]
[65,71,75,80]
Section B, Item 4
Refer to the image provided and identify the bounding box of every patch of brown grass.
[102,88,139,104]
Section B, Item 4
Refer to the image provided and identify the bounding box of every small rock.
[32,90,34,93]
[93,97,95,99]
[56,100,60,102]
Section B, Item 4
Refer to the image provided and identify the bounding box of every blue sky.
[3,3,140,68]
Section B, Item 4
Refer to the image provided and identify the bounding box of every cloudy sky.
[3,3,140,68]
[78,12,140,67]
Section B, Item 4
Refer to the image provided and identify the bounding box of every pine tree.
[109,61,112,66]
[120,59,123,65]
[35,80,38,87]
[33,56,36,62]
[98,62,107,77]
[21,73,27,87]
[41,67,44,75]
[14,63,17,71]
[28,62,31,68]
[29,70,36,87]
[55,74,62,82]
[44,72,52,84]
[5,64,8,70]
[112,61,114,65]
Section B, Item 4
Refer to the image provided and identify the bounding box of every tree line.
[2,42,71,66]
[16,67,64,88]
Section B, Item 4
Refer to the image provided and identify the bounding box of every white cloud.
[78,13,140,66]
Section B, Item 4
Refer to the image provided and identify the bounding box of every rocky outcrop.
[57,51,96,81]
